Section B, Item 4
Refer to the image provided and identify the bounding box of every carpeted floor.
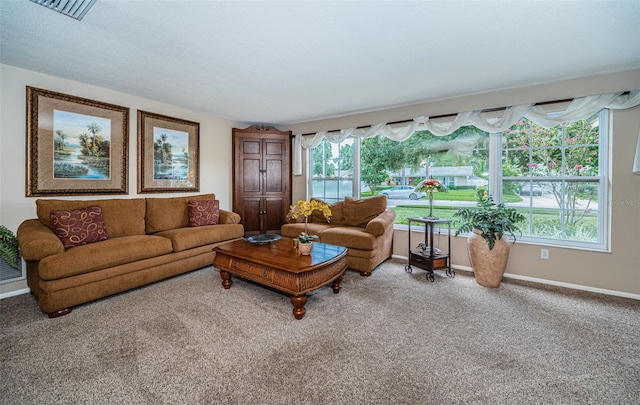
[1,260,639,405]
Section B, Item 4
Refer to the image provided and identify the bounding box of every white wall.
[286,70,640,296]
[0,64,241,294]
[2,65,638,297]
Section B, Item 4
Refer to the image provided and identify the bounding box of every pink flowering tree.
[503,117,599,233]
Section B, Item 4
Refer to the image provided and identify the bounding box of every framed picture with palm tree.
[26,86,129,196]
[137,110,199,193]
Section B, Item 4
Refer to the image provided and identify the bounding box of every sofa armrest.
[365,209,397,236]
[219,210,241,224]
[17,219,65,261]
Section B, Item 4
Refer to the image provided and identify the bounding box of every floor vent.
[29,0,97,21]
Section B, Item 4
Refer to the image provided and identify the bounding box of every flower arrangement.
[287,199,332,244]
[417,177,447,193]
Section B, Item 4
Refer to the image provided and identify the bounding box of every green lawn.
[391,205,599,241]
[367,187,522,203]
[392,205,458,225]
[360,187,598,241]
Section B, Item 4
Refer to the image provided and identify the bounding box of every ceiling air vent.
[29,0,97,21]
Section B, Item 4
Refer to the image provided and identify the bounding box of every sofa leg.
[48,308,72,318]
[359,271,371,277]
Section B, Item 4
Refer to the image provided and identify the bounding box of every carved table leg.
[331,274,344,294]
[291,295,307,320]
[220,270,233,289]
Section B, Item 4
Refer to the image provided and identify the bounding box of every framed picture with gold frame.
[137,110,199,193]
[26,86,129,196]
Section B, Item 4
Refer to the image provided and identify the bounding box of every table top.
[408,216,452,224]
[213,237,347,273]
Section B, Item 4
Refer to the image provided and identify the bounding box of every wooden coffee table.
[213,237,347,320]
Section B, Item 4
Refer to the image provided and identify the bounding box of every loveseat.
[17,194,244,317]
[280,195,396,276]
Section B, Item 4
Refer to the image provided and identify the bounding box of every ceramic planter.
[298,242,313,255]
[467,230,511,288]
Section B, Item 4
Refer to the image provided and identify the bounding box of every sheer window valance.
[293,90,640,175]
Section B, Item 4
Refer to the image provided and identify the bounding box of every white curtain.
[634,129,640,175]
[293,89,640,175]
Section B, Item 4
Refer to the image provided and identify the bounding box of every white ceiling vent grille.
[29,0,97,21]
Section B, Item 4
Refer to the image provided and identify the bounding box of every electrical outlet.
[540,249,549,260]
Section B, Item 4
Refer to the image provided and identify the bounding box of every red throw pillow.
[50,205,109,249]
[188,200,220,226]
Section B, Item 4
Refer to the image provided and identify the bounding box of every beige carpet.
[1,260,639,404]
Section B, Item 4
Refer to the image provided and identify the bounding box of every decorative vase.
[467,230,511,288]
[426,191,437,219]
[298,241,313,255]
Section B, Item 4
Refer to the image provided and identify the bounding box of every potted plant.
[287,200,332,255]
[452,191,525,287]
[0,225,20,272]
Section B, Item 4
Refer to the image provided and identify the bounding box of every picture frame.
[137,110,199,193]
[26,86,129,196]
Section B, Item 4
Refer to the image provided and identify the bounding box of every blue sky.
[154,127,188,151]
[53,110,111,142]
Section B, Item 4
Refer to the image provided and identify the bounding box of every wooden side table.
[405,217,454,282]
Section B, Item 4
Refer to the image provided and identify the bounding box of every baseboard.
[390,255,639,300]
[0,288,30,300]
[502,273,640,300]
[5,261,638,301]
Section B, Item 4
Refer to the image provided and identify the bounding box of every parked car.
[520,184,543,196]
[380,185,426,200]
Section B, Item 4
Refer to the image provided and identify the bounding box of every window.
[307,110,609,250]
[310,138,356,203]
[358,127,491,220]
[501,110,607,249]
[311,126,490,216]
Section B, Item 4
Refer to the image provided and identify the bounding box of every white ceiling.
[1,1,639,126]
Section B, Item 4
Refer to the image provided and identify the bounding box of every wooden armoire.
[232,125,292,236]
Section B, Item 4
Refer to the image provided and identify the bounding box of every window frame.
[498,109,609,251]
[306,110,610,251]
[308,137,360,203]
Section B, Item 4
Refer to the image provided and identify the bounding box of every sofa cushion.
[280,223,334,239]
[50,205,109,249]
[188,200,220,226]
[312,199,345,225]
[146,194,216,233]
[319,226,378,251]
[37,198,146,237]
[342,195,387,227]
[219,210,242,225]
[39,235,174,280]
[155,224,244,252]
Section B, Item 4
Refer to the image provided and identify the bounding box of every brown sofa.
[280,195,396,276]
[17,194,244,317]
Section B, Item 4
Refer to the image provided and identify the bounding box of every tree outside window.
[501,112,603,243]
[309,110,607,248]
